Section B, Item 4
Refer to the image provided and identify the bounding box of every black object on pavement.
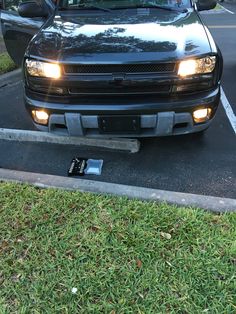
[68,158,87,176]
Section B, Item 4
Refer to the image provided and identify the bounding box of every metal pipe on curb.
[0,168,235,212]
[0,128,140,153]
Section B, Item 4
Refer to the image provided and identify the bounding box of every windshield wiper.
[128,4,188,13]
[61,4,112,12]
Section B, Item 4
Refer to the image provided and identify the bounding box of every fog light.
[193,108,212,123]
[32,110,49,125]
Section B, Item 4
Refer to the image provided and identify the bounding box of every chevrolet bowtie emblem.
[112,73,126,81]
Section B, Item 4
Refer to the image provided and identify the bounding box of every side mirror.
[196,0,217,11]
[18,1,49,18]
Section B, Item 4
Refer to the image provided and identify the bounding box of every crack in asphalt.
[0,80,22,89]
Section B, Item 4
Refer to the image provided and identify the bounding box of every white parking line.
[219,4,235,14]
[220,87,236,135]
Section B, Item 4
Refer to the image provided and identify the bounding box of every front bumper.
[25,86,220,137]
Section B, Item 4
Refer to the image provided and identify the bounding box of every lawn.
[0,183,235,313]
[0,53,17,75]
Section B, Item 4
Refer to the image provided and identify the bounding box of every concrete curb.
[0,128,140,153]
[0,168,235,212]
[201,9,226,15]
[0,68,22,88]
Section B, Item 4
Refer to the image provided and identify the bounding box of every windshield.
[59,0,191,10]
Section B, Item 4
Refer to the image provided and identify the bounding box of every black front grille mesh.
[64,63,175,74]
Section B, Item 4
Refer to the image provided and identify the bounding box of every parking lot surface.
[0,7,235,199]
[201,3,236,116]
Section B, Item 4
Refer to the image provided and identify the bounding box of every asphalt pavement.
[0,7,235,199]
[201,2,236,115]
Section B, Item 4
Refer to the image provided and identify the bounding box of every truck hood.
[28,9,212,63]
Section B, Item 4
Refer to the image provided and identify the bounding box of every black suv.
[0,0,223,137]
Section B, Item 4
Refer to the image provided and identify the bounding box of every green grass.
[214,3,224,10]
[0,183,235,313]
[0,53,17,74]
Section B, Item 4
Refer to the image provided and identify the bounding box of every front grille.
[64,63,175,74]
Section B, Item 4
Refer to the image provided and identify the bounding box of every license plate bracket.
[98,115,140,134]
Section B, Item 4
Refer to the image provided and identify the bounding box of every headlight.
[25,59,61,79]
[178,56,216,77]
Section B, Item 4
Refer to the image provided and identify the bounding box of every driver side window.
[4,0,23,11]
[4,0,47,11]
